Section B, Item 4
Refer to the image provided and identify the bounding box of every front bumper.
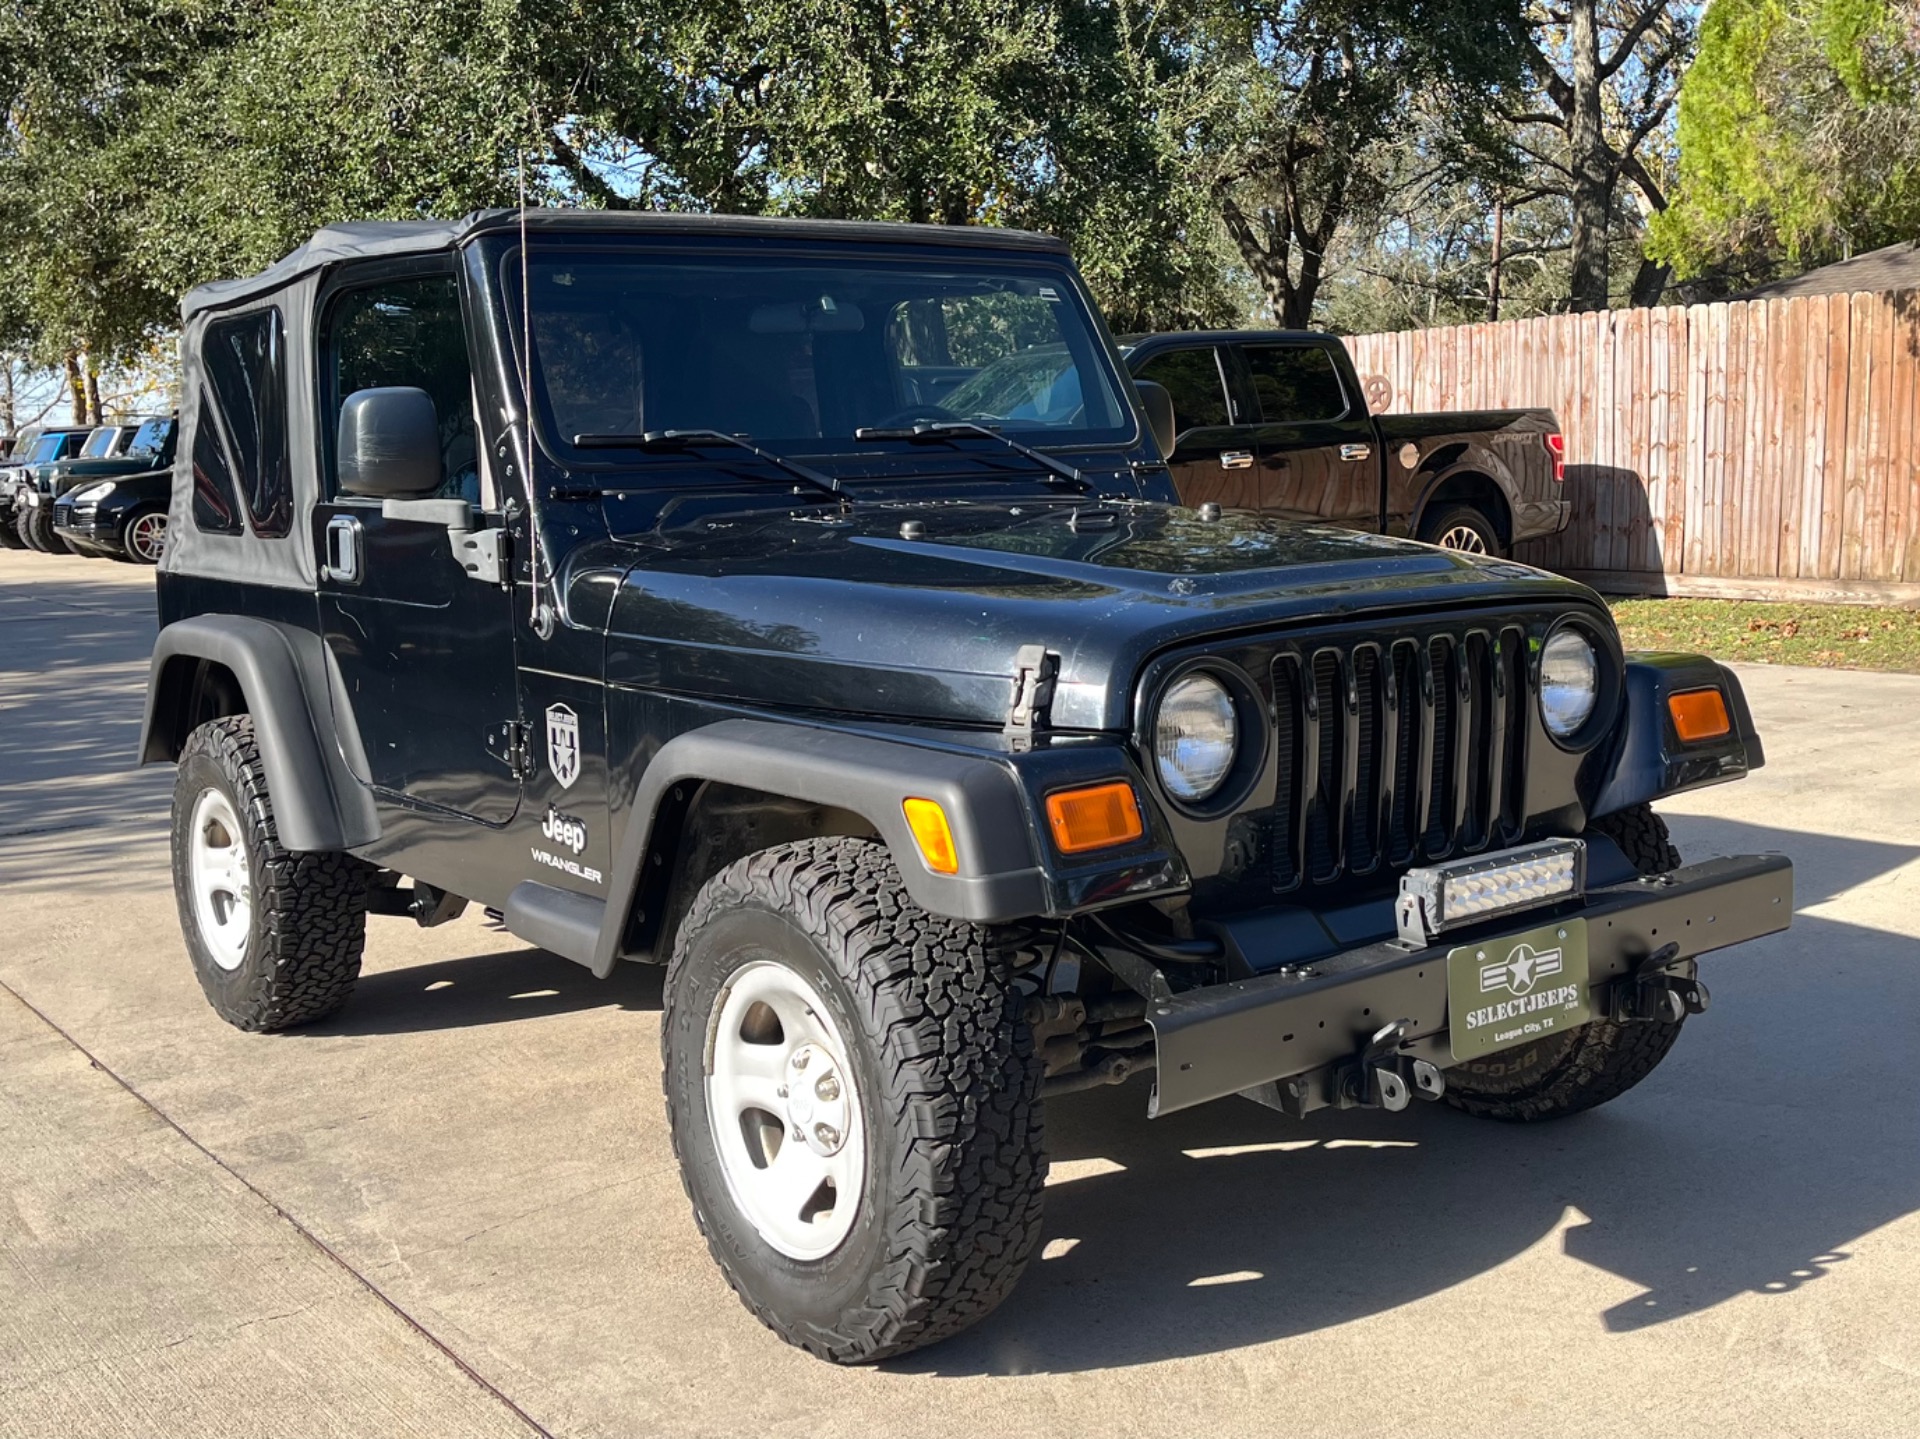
[1145,851,1792,1117]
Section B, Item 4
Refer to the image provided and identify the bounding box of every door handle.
[1220,450,1254,470]
[1339,443,1372,462]
[323,514,363,585]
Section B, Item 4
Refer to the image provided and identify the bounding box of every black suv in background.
[17,416,175,553]
[1121,330,1567,558]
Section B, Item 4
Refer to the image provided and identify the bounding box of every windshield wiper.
[573,429,843,499]
[852,421,1090,492]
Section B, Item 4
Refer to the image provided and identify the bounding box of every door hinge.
[1007,644,1059,753]
[486,719,533,778]
[451,523,511,586]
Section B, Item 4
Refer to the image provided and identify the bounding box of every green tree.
[1649,0,1920,282]
[1181,0,1533,328]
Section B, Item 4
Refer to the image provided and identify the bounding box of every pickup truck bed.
[1121,329,1567,556]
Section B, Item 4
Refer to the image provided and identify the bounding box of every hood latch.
[1007,644,1059,753]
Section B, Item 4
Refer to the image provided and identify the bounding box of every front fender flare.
[594,719,1188,977]
[1590,654,1765,817]
[140,616,378,853]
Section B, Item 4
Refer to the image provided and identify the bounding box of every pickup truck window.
[515,252,1131,457]
[1132,347,1230,434]
[1244,344,1348,424]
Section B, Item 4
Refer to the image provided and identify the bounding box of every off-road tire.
[662,836,1045,1363]
[171,715,373,1031]
[1443,803,1685,1122]
[1418,503,1504,558]
[0,509,24,549]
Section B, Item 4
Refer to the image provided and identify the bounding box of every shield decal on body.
[546,703,581,789]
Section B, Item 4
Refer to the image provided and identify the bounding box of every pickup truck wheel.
[170,716,373,1031]
[662,836,1045,1363]
[1419,504,1503,558]
[1442,804,1684,1122]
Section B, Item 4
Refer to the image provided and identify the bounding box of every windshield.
[512,248,1133,459]
[82,428,119,458]
[30,433,68,463]
[128,418,171,456]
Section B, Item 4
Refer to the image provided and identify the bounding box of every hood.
[594,497,1602,732]
[37,455,167,494]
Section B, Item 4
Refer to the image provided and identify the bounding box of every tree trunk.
[1629,255,1671,307]
[1566,0,1613,311]
[1488,196,1505,321]
[64,353,88,425]
[83,356,101,425]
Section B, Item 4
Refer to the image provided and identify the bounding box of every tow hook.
[1610,941,1711,1024]
[1336,1019,1447,1113]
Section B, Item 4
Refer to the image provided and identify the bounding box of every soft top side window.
[322,272,478,505]
[193,308,292,537]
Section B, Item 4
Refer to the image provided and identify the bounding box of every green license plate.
[1447,918,1591,1062]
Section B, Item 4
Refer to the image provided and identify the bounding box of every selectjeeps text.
[140,210,1792,1363]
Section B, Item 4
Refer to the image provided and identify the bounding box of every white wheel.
[187,787,253,971]
[1437,523,1489,554]
[704,958,865,1260]
[125,511,167,563]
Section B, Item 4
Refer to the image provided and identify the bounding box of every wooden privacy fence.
[1346,290,1920,604]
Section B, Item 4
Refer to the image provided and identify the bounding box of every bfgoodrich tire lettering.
[1443,803,1685,1122]
[170,715,373,1031]
[662,836,1045,1363]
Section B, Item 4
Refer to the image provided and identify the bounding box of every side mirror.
[1133,379,1175,460]
[337,387,441,499]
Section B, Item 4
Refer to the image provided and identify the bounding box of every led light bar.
[1395,839,1587,946]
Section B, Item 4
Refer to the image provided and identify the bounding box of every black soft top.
[181,209,1069,320]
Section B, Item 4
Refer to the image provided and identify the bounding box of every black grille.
[1266,625,1531,891]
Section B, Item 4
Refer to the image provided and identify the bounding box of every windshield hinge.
[487,719,533,778]
[1007,644,1059,753]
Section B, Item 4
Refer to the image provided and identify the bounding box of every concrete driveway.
[3,551,1916,1439]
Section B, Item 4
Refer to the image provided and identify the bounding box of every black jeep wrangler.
[141,211,1792,1363]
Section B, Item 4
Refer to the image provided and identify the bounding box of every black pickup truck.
[1121,330,1567,557]
[142,210,1787,1365]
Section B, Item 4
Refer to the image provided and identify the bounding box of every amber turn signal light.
[902,797,959,875]
[1046,782,1145,855]
[1668,687,1731,743]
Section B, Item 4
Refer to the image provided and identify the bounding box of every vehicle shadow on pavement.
[300,941,664,1036]
[0,563,168,869]
[898,820,1920,1376]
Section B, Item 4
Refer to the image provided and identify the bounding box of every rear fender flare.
[140,616,378,852]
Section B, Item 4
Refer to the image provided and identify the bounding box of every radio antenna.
[518,101,554,637]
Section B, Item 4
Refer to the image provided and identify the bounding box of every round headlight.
[1540,630,1599,739]
[1154,673,1238,802]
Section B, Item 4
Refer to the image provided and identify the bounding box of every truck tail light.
[1544,432,1566,483]
[1045,783,1144,855]
[1668,688,1731,743]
